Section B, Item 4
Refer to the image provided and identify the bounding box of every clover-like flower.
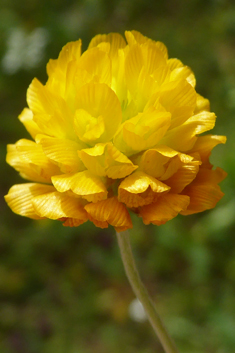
[5,30,226,231]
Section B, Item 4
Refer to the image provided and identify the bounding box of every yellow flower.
[5,30,227,231]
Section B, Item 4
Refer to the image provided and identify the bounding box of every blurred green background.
[0,0,234,352]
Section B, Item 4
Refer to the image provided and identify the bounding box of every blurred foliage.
[0,0,235,352]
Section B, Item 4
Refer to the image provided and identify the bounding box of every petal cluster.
[5,31,227,231]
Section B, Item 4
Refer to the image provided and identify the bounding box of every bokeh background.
[0,0,234,352]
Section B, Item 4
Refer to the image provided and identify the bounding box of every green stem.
[116,230,179,353]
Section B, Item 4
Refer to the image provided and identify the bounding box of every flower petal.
[37,135,86,173]
[125,30,168,60]
[32,191,88,223]
[161,111,216,152]
[6,139,61,182]
[114,109,171,155]
[47,40,82,77]
[88,33,126,58]
[181,167,227,215]
[140,193,190,225]
[159,79,197,116]
[52,170,107,202]
[165,162,200,193]
[79,143,138,178]
[4,183,55,219]
[74,82,122,144]
[85,197,132,232]
[189,134,226,163]
[118,171,170,208]
[78,47,112,86]
[27,78,75,139]
[18,108,42,139]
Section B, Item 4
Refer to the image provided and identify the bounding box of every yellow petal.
[27,78,75,139]
[32,191,88,222]
[189,134,226,163]
[194,93,210,113]
[47,40,82,76]
[18,108,42,139]
[6,144,53,183]
[79,143,137,178]
[118,171,170,208]
[4,183,55,219]
[137,146,179,178]
[88,33,126,58]
[85,197,132,232]
[37,135,86,173]
[74,82,122,144]
[140,193,190,225]
[7,139,61,181]
[74,109,105,142]
[52,170,107,202]
[159,79,197,115]
[114,110,171,155]
[161,111,216,152]
[168,58,196,87]
[125,44,144,94]
[78,47,112,86]
[125,30,168,60]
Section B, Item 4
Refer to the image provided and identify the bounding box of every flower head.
[5,31,227,231]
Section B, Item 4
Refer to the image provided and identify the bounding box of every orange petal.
[165,162,200,193]
[180,167,227,215]
[140,193,190,225]
[4,183,55,219]
[85,197,132,232]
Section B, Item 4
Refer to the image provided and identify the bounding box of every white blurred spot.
[2,27,49,74]
[128,298,147,322]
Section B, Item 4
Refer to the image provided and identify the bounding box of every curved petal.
[180,167,227,215]
[52,170,107,202]
[125,30,168,60]
[159,79,197,117]
[78,47,112,86]
[32,191,88,223]
[27,78,75,139]
[85,197,132,232]
[6,139,61,182]
[79,143,137,178]
[140,193,190,225]
[47,40,82,76]
[161,111,216,152]
[165,162,200,193]
[18,108,42,139]
[4,183,55,219]
[118,171,170,208]
[37,135,86,173]
[74,82,122,144]
[114,110,171,155]
[189,134,226,163]
[88,33,126,59]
